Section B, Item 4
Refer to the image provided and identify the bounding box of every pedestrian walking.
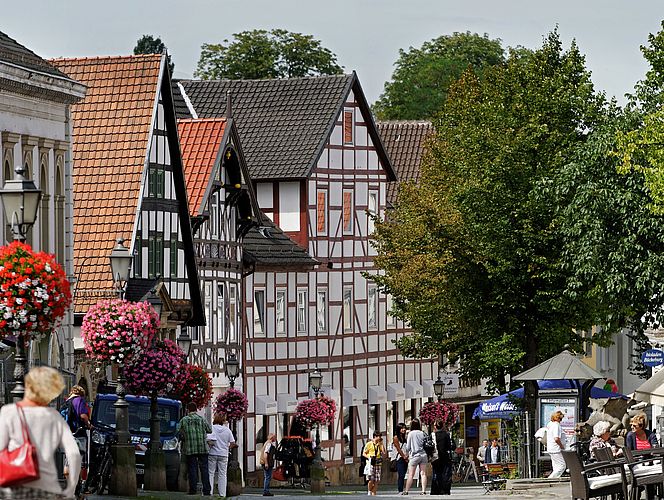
[206,413,237,497]
[430,420,454,495]
[484,438,501,464]
[402,418,428,495]
[259,433,277,496]
[476,439,488,466]
[546,411,566,478]
[363,431,386,496]
[0,366,81,499]
[60,385,92,435]
[392,423,409,493]
[177,402,212,496]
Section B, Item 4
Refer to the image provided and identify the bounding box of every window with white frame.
[254,289,265,335]
[229,285,237,343]
[368,285,377,329]
[276,290,286,335]
[217,284,225,343]
[387,293,396,327]
[343,287,353,332]
[210,192,219,237]
[317,290,327,333]
[297,289,308,333]
[368,191,378,234]
[204,282,212,341]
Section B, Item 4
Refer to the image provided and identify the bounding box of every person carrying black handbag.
[430,420,454,495]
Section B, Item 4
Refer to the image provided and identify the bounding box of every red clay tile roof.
[50,54,162,313]
[178,118,227,215]
[377,121,434,205]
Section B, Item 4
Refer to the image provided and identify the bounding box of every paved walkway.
[86,482,571,499]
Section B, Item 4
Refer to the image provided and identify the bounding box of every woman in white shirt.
[207,413,237,497]
[0,366,81,499]
[546,410,566,478]
[402,419,428,495]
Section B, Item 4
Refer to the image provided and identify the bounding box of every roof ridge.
[377,120,434,126]
[178,117,227,124]
[49,53,162,64]
[180,73,353,84]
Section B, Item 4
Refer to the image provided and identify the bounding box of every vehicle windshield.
[94,399,179,436]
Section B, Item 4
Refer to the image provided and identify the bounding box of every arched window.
[3,158,11,244]
[22,150,34,246]
[55,160,65,266]
[40,159,50,252]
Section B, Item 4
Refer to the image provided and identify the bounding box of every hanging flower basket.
[294,395,337,429]
[81,298,159,367]
[169,364,213,410]
[419,400,460,428]
[0,241,71,342]
[214,387,248,422]
[123,338,186,397]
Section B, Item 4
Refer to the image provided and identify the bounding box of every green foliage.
[373,32,506,120]
[134,34,174,74]
[194,29,343,80]
[372,31,604,390]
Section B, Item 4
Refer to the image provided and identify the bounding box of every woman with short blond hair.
[0,367,81,498]
[546,410,567,478]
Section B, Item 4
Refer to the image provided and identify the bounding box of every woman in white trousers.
[207,413,237,497]
[546,410,567,478]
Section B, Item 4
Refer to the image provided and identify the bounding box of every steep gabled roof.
[377,121,434,205]
[0,30,70,79]
[178,117,227,215]
[51,54,162,313]
[174,73,395,181]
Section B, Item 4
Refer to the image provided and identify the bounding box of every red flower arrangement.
[81,298,159,367]
[214,387,248,422]
[0,241,71,341]
[123,339,186,397]
[294,395,337,429]
[419,400,460,428]
[169,364,213,409]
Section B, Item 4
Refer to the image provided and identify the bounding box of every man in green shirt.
[178,402,212,495]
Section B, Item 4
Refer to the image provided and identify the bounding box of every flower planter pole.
[82,298,158,497]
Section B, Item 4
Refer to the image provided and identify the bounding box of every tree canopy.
[373,32,505,120]
[134,34,174,73]
[372,31,605,389]
[194,29,343,80]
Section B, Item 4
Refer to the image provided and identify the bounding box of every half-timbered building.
[0,31,85,400]
[175,74,439,483]
[52,54,204,394]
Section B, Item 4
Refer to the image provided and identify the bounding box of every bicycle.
[83,432,115,496]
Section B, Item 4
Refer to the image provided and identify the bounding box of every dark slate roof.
[125,277,160,303]
[0,31,71,79]
[243,215,318,270]
[174,73,395,181]
[377,121,434,205]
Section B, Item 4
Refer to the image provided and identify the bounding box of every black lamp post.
[225,350,242,496]
[0,165,42,401]
[107,238,137,496]
[144,289,166,491]
[177,330,193,358]
[433,376,445,402]
[309,368,325,493]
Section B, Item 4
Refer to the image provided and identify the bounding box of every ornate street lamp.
[108,240,137,496]
[433,376,445,402]
[0,165,42,400]
[225,351,240,388]
[177,330,193,358]
[109,238,131,299]
[309,368,325,493]
[225,350,243,496]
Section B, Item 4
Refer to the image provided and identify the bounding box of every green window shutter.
[156,235,163,277]
[134,236,142,278]
[170,238,178,277]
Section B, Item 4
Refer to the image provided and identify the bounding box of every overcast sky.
[3,0,663,105]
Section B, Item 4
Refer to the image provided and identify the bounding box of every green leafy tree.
[372,31,604,390]
[134,34,174,73]
[194,29,343,80]
[615,21,664,211]
[373,32,506,120]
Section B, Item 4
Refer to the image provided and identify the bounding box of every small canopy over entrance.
[513,349,603,381]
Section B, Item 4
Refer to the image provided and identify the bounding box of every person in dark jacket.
[430,420,454,495]
[484,438,501,464]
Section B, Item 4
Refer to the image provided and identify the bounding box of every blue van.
[90,393,182,490]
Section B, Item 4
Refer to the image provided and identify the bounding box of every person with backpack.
[260,433,277,496]
[402,419,428,495]
[60,385,92,435]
